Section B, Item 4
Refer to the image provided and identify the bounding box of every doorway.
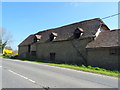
[50,53,56,61]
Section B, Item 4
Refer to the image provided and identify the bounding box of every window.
[109,48,120,55]
[74,27,83,39]
[49,32,57,41]
[50,34,54,41]
[31,51,36,56]
[50,53,56,61]
[34,35,41,42]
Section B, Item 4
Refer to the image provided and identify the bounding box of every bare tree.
[0,28,2,53]
[0,27,13,53]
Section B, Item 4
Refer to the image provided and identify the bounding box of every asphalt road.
[1,57,119,88]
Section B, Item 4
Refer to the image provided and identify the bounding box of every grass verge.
[23,60,119,77]
[2,55,120,77]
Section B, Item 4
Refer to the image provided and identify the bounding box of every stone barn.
[18,18,119,70]
[86,29,120,70]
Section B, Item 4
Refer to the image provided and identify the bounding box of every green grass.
[23,60,119,77]
[0,54,4,57]
[0,55,11,58]
[2,55,119,77]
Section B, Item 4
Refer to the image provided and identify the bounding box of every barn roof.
[35,18,109,43]
[86,29,120,48]
[19,35,35,46]
[19,18,109,46]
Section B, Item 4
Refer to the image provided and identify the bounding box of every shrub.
[3,50,13,56]
[81,64,86,68]
[3,49,18,57]
[94,67,101,70]
[87,66,92,69]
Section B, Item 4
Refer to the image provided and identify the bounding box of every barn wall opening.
[50,53,56,61]
[28,45,31,53]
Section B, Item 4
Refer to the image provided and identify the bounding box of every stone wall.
[86,47,119,70]
[18,39,119,70]
[31,43,36,51]
[36,38,92,65]
[18,46,29,58]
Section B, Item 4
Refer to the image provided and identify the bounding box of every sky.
[2,2,119,50]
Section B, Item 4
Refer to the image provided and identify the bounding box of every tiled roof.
[19,18,109,46]
[36,18,109,43]
[86,29,120,48]
[19,35,35,46]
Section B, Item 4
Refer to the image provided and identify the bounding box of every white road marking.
[0,66,2,68]
[8,70,36,84]
[8,69,49,88]
[28,79,36,83]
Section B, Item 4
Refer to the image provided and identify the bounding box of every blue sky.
[2,2,118,50]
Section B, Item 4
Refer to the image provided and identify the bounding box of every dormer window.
[34,37,37,43]
[95,23,108,39]
[50,32,57,41]
[74,27,83,39]
[34,35,41,42]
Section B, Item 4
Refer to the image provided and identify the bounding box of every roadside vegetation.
[21,60,120,77]
[2,49,18,57]
[1,55,119,77]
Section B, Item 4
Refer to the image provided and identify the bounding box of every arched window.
[50,32,57,41]
[74,27,83,39]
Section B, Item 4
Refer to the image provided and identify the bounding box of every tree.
[0,28,13,53]
[0,29,2,53]
[0,39,2,53]
[2,41,7,52]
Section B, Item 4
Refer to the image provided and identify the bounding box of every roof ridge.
[110,29,120,31]
[36,18,101,34]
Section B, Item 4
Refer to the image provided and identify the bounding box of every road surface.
[0,57,119,88]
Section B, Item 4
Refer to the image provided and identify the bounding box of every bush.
[11,55,18,59]
[81,64,86,68]
[87,66,92,69]
[3,49,18,57]
[94,67,101,70]
[3,50,13,56]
